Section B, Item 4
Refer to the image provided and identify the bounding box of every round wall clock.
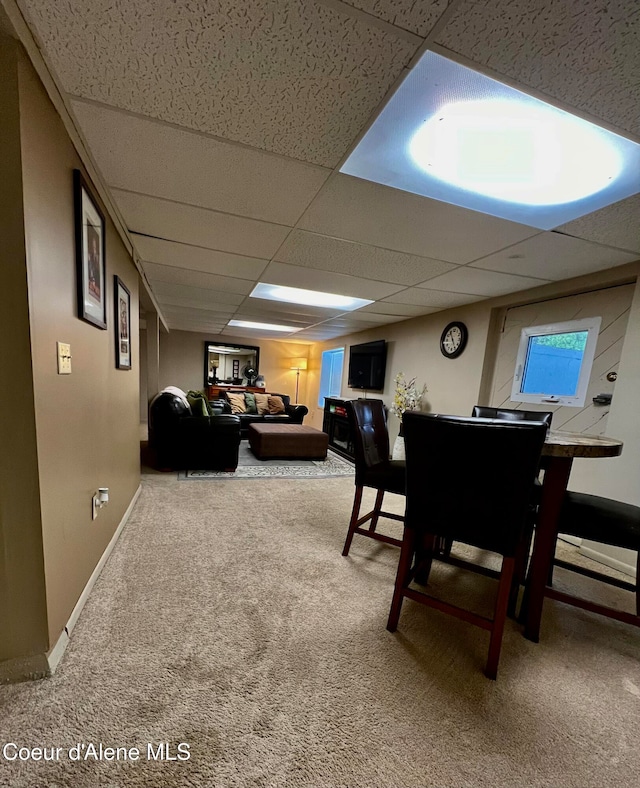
[440,321,468,359]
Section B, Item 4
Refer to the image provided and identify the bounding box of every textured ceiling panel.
[382,289,482,307]
[22,0,417,166]
[417,267,549,296]
[436,0,640,138]
[341,0,450,36]
[133,235,267,280]
[71,100,329,225]
[557,195,640,254]
[157,299,236,317]
[260,261,404,300]
[113,191,289,259]
[298,175,539,262]
[151,281,245,307]
[472,232,640,281]
[274,229,457,284]
[142,263,255,295]
[358,301,434,316]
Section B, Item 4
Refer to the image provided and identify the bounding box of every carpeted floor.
[1,474,639,787]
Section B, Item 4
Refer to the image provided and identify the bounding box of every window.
[318,348,345,407]
[510,317,601,407]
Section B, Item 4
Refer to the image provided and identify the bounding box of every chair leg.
[414,533,436,586]
[508,521,534,618]
[636,550,640,616]
[387,527,417,632]
[485,556,516,680]
[369,489,385,533]
[342,486,364,557]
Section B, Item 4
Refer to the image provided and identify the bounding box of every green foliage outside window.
[531,331,588,351]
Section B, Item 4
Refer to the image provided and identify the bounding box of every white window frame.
[318,347,345,408]
[510,316,601,407]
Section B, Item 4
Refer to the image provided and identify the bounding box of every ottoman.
[248,423,329,460]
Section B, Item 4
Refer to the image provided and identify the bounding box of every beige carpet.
[1,474,639,787]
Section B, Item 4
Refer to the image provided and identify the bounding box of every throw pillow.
[267,395,286,414]
[254,393,270,415]
[227,392,247,414]
[244,392,258,414]
[186,390,211,417]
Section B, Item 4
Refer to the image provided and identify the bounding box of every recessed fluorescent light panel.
[340,51,640,229]
[228,319,300,333]
[250,283,373,311]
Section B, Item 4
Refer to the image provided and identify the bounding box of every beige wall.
[308,262,640,513]
[158,329,313,406]
[0,36,48,675]
[0,40,141,678]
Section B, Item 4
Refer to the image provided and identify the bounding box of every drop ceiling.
[14,0,640,341]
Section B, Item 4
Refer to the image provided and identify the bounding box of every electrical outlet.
[57,342,72,374]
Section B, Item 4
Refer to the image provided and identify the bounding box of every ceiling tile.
[155,296,237,316]
[358,301,432,316]
[71,100,329,225]
[274,230,457,284]
[24,0,417,167]
[436,0,640,138]
[417,267,550,297]
[557,195,640,253]
[259,261,405,300]
[382,289,482,308]
[298,175,539,262]
[143,263,255,294]
[340,0,450,37]
[151,281,245,307]
[133,235,267,280]
[471,232,640,281]
[113,190,290,259]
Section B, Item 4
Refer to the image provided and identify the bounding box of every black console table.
[322,398,355,461]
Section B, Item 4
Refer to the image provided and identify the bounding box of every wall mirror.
[204,341,260,387]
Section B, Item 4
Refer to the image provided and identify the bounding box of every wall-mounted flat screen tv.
[348,339,387,391]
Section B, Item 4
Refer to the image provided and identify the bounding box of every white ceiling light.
[228,319,300,333]
[250,283,373,310]
[341,51,640,230]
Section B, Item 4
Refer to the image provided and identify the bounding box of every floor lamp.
[289,358,308,404]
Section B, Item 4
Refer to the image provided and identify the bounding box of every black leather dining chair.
[341,399,405,557]
[471,405,554,429]
[387,412,547,679]
[548,491,640,627]
[471,405,553,615]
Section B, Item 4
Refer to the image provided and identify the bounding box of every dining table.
[521,429,624,642]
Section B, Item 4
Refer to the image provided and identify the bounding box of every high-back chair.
[341,399,405,557]
[471,405,554,428]
[549,492,640,627]
[387,412,547,680]
[471,405,553,614]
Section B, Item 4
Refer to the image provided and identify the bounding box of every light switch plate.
[57,342,71,374]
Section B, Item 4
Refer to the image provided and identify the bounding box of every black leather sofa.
[212,390,308,439]
[149,388,241,470]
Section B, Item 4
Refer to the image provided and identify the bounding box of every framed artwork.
[114,276,132,370]
[74,169,107,329]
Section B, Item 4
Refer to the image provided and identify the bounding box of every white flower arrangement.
[389,372,427,419]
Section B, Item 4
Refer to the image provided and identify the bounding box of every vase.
[391,421,405,461]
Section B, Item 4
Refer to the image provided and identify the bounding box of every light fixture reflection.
[250,283,373,310]
[228,319,300,333]
[409,99,622,206]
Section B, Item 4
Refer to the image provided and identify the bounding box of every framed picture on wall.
[73,169,107,329]
[114,276,132,370]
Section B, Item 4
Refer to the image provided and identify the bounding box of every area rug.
[179,444,354,480]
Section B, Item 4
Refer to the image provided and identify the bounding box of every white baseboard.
[579,545,637,580]
[47,484,142,674]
